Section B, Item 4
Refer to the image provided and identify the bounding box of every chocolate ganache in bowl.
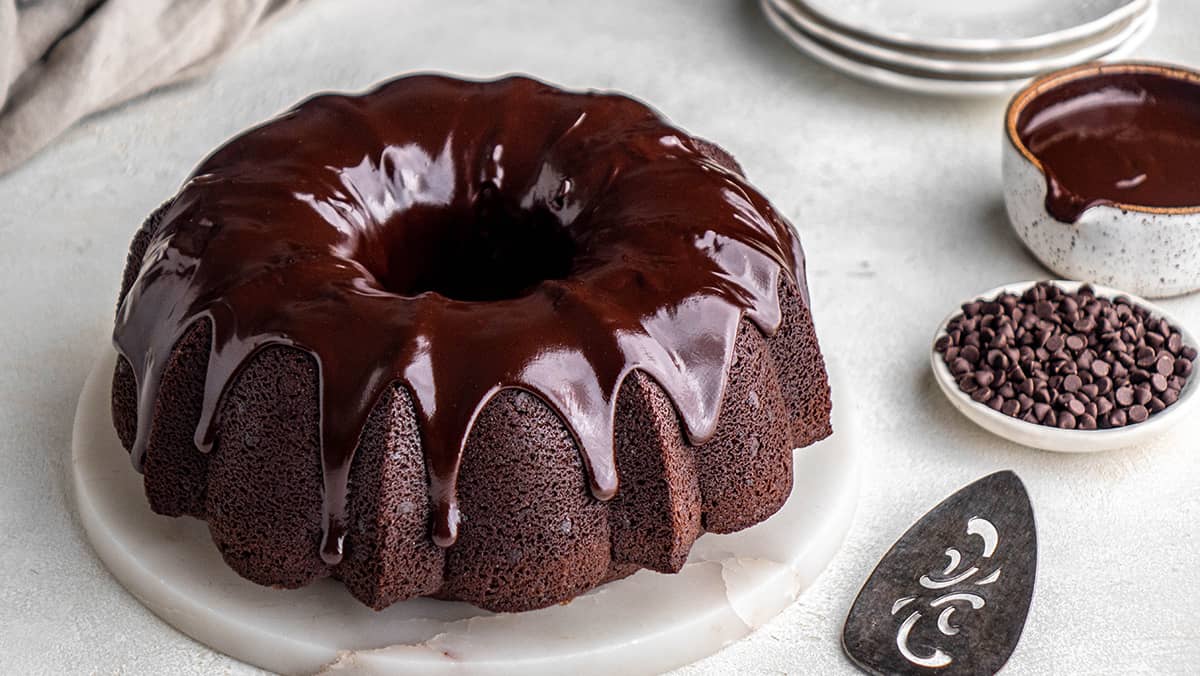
[1004,62,1200,298]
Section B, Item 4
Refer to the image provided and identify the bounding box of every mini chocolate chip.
[1078,413,1098,430]
[1136,346,1157,367]
[1168,332,1183,354]
[1062,374,1082,392]
[975,370,994,387]
[972,387,993,403]
[987,349,1009,369]
[1128,405,1149,423]
[961,345,980,363]
[1149,397,1166,413]
[1058,412,1077,429]
[1090,360,1111,377]
[1135,385,1153,406]
[1183,346,1197,361]
[1177,358,1193,377]
[1045,335,1065,352]
[1033,402,1051,421]
[1115,386,1135,406]
[987,395,1004,410]
[1077,350,1095,369]
[1001,399,1020,417]
[1065,334,1087,352]
[1080,383,1099,399]
[935,335,952,352]
[1005,346,1020,365]
[1067,398,1086,417]
[1163,388,1180,406]
[1151,373,1169,393]
[957,375,979,393]
[1109,409,1128,427]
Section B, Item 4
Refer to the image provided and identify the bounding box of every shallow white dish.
[797,0,1147,55]
[931,281,1199,453]
[71,346,860,675]
[760,0,1155,98]
[769,0,1154,79]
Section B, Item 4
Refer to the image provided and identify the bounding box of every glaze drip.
[113,75,805,562]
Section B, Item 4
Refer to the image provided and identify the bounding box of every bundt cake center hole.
[369,182,577,302]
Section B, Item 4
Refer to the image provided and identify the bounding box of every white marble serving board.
[71,347,859,675]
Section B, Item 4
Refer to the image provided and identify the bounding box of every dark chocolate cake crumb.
[936,282,1194,430]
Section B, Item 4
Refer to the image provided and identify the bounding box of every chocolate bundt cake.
[111,75,831,612]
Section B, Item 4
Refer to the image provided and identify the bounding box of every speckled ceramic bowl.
[1003,62,1200,298]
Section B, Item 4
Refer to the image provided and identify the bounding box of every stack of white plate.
[760,0,1158,96]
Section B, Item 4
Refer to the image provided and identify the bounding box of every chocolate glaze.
[114,75,805,563]
[1017,70,1200,223]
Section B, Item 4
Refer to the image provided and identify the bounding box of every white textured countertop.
[2,1,1198,673]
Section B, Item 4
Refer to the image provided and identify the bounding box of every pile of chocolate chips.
[935,282,1195,430]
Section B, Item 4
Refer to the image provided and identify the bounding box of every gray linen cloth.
[0,0,302,174]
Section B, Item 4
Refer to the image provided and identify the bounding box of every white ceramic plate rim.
[793,0,1148,54]
[761,0,1155,98]
[760,0,1021,96]
[931,280,1199,452]
[769,0,1152,78]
